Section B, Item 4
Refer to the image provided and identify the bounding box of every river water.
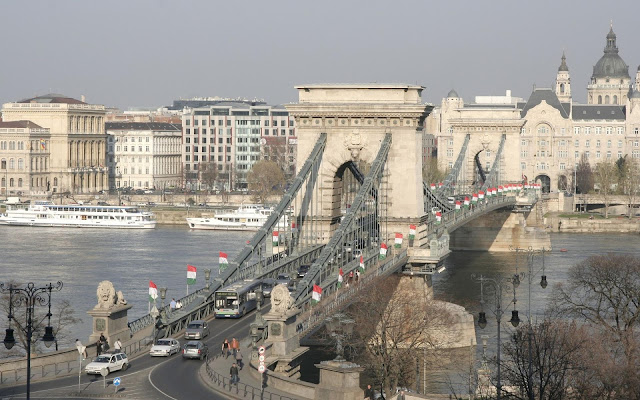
[1,226,638,390]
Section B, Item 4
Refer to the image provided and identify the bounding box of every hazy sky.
[0,1,637,110]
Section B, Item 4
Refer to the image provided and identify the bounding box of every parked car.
[149,338,180,357]
[85,352,129,375]
[184,320,210,340]
[182,340,208,360]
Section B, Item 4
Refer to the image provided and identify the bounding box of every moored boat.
[0,201,156,229]
[186,205,287,231]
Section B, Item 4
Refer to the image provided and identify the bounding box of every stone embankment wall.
[545,214,640,233]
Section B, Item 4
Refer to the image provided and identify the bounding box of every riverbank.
[545,212,640,233]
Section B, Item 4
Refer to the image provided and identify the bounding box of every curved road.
[0,310,259,399]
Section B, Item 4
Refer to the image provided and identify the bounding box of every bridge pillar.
[315,360,365,400]
[449,209,550,251]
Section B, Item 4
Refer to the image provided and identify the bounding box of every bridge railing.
[296,248,408,339]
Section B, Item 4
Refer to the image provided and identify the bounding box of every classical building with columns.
[427,26,640,194]
[1,94,108,194]
[105,122,182,190]
[0,121,51,195]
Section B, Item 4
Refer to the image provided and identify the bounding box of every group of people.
[169,298,183,310]
[222,337,243,385]
[95,334,122,356]
[344,269,360,288]
[364,384,407,400]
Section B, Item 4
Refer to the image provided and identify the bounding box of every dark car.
[297,264,311,279]
[182,341,208,360]
[261,278,275,298]
[275,273,291,287]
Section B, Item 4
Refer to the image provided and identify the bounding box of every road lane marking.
[147,364,179,400]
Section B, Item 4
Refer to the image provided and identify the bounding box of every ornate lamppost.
[511,246,549,400]
[1,281,63,400]
[472,274,521,400]
[204,269,211,291]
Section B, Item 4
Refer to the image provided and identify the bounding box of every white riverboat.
[0,201,156,229]
[186,205,287,231]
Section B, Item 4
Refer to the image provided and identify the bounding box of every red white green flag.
[379,243,388,259]
[438,182,443,188]
[338,268,344,288]
[436,211,442,224]
[464,196,470,208]
[219,251,228,271]
[291,222,297,232]
[430,183,436,191]
[272,231,279,246]
[187,265,197,285]
[409,224,416,240]
[311,285,322,304]
[479,191,485,200]
[149,281,158,302]
[498,185,504,194]
[359,255,365,272]
[472,193,478,203]
[455,200,461,211]
[394,233,403,248]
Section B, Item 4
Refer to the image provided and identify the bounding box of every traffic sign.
[259,355,265,362]
[258,346,265,355]
[100,368,109,377]
[113,377,121,387]
[258,365,266,373]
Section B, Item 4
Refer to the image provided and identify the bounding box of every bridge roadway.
[0,312,259,400]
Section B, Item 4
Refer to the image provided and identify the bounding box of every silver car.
[182,340,208,360]
[184,320,210,340]
[150,338,180,357]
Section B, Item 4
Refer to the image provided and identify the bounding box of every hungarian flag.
[219,251,228,271]
[291,222,297,232]
[395,233,403,248]
[272,231,279,246]
[359,255,365,272]
[149,281,158,302]
[472,193,478,203]
[187,265,197,285]
[438,182,443,188]
[409,224,416,240]
[479,191,485,200]
[455,200,461,211]
[464,196,470,208]
[338,268,344,288]
[379,243,388,259]
[311,285,322,304]
[430,183,436,191]
[436,211,442,224]
[498,185,504,194]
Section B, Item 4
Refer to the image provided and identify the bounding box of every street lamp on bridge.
[2,281,63,400]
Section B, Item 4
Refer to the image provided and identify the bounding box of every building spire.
[605,23,618,53]
[558,51,569,71]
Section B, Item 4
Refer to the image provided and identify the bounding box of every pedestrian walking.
[96,339,102,356]
[222,339,230,358]
[235,349,243,370]
[114,338,122,351]
[230,363,239,385]
[75,339,87,359]
[169,298,177,310]
[396,390,406,400]
[231,337,239,357]
[364,384,375,400]
[176,300,182,309]
[348,270,354,285]
[355,270,360,283]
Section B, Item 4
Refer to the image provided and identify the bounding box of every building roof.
[592,27,629,79]
[17,93,86,104]
[558,52,569,72]
[0,120,43,129]
[520,88,569,118]
[447,89,459,98]
[105,122,181,131]
[572,105,626,120]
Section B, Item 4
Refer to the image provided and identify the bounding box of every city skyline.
[0,1,638,110]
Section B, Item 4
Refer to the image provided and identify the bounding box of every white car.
[85,352,129,375]
[150,338,180,357]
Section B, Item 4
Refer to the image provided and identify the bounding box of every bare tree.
[575,154,594,212]
[618,157,640,218]
[594,160,618,218]
[200,162,219,193]
[347,276,455,394]
[422,158,448,185]
[247,160,285,204]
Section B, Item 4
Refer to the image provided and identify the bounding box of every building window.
[617,127,624,135]
[575,151,579,159]
[537,125,549,134]
[585,140,590,147]
[606,127,612,135]
[585,127,591,135]
[595,127,601,135]
[618,140,623,148]
[574,127,580,135]
[574,140,579,147]
[560,163,566,170]
[446,149,453,157]
[635,128,639,135]
[596,140,601,148]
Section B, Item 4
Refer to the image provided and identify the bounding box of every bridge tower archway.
[557,175,568,192]
[535,174,551,193]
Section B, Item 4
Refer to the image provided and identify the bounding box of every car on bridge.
[85,352,129,375]
[275,273,291,287]
[184,320,210,340]
[261,278,275,297]
[297,264,311,278]
[182,341,208,360]
[150,338,180,357]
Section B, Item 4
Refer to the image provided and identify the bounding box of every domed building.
[587,26,631,105]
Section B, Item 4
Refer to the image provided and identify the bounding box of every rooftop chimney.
[81,95,86,103]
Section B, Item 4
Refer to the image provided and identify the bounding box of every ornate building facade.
[1,94,108,194]
[428,27,640,193]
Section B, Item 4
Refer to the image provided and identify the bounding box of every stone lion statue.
[96,281,117,309]
[270,284,293,314]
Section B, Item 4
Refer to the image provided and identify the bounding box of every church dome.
[592,27,629,79]
[447,89,459,98]
[632,90,640,99]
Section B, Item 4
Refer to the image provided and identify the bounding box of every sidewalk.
[199,347,303,400]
